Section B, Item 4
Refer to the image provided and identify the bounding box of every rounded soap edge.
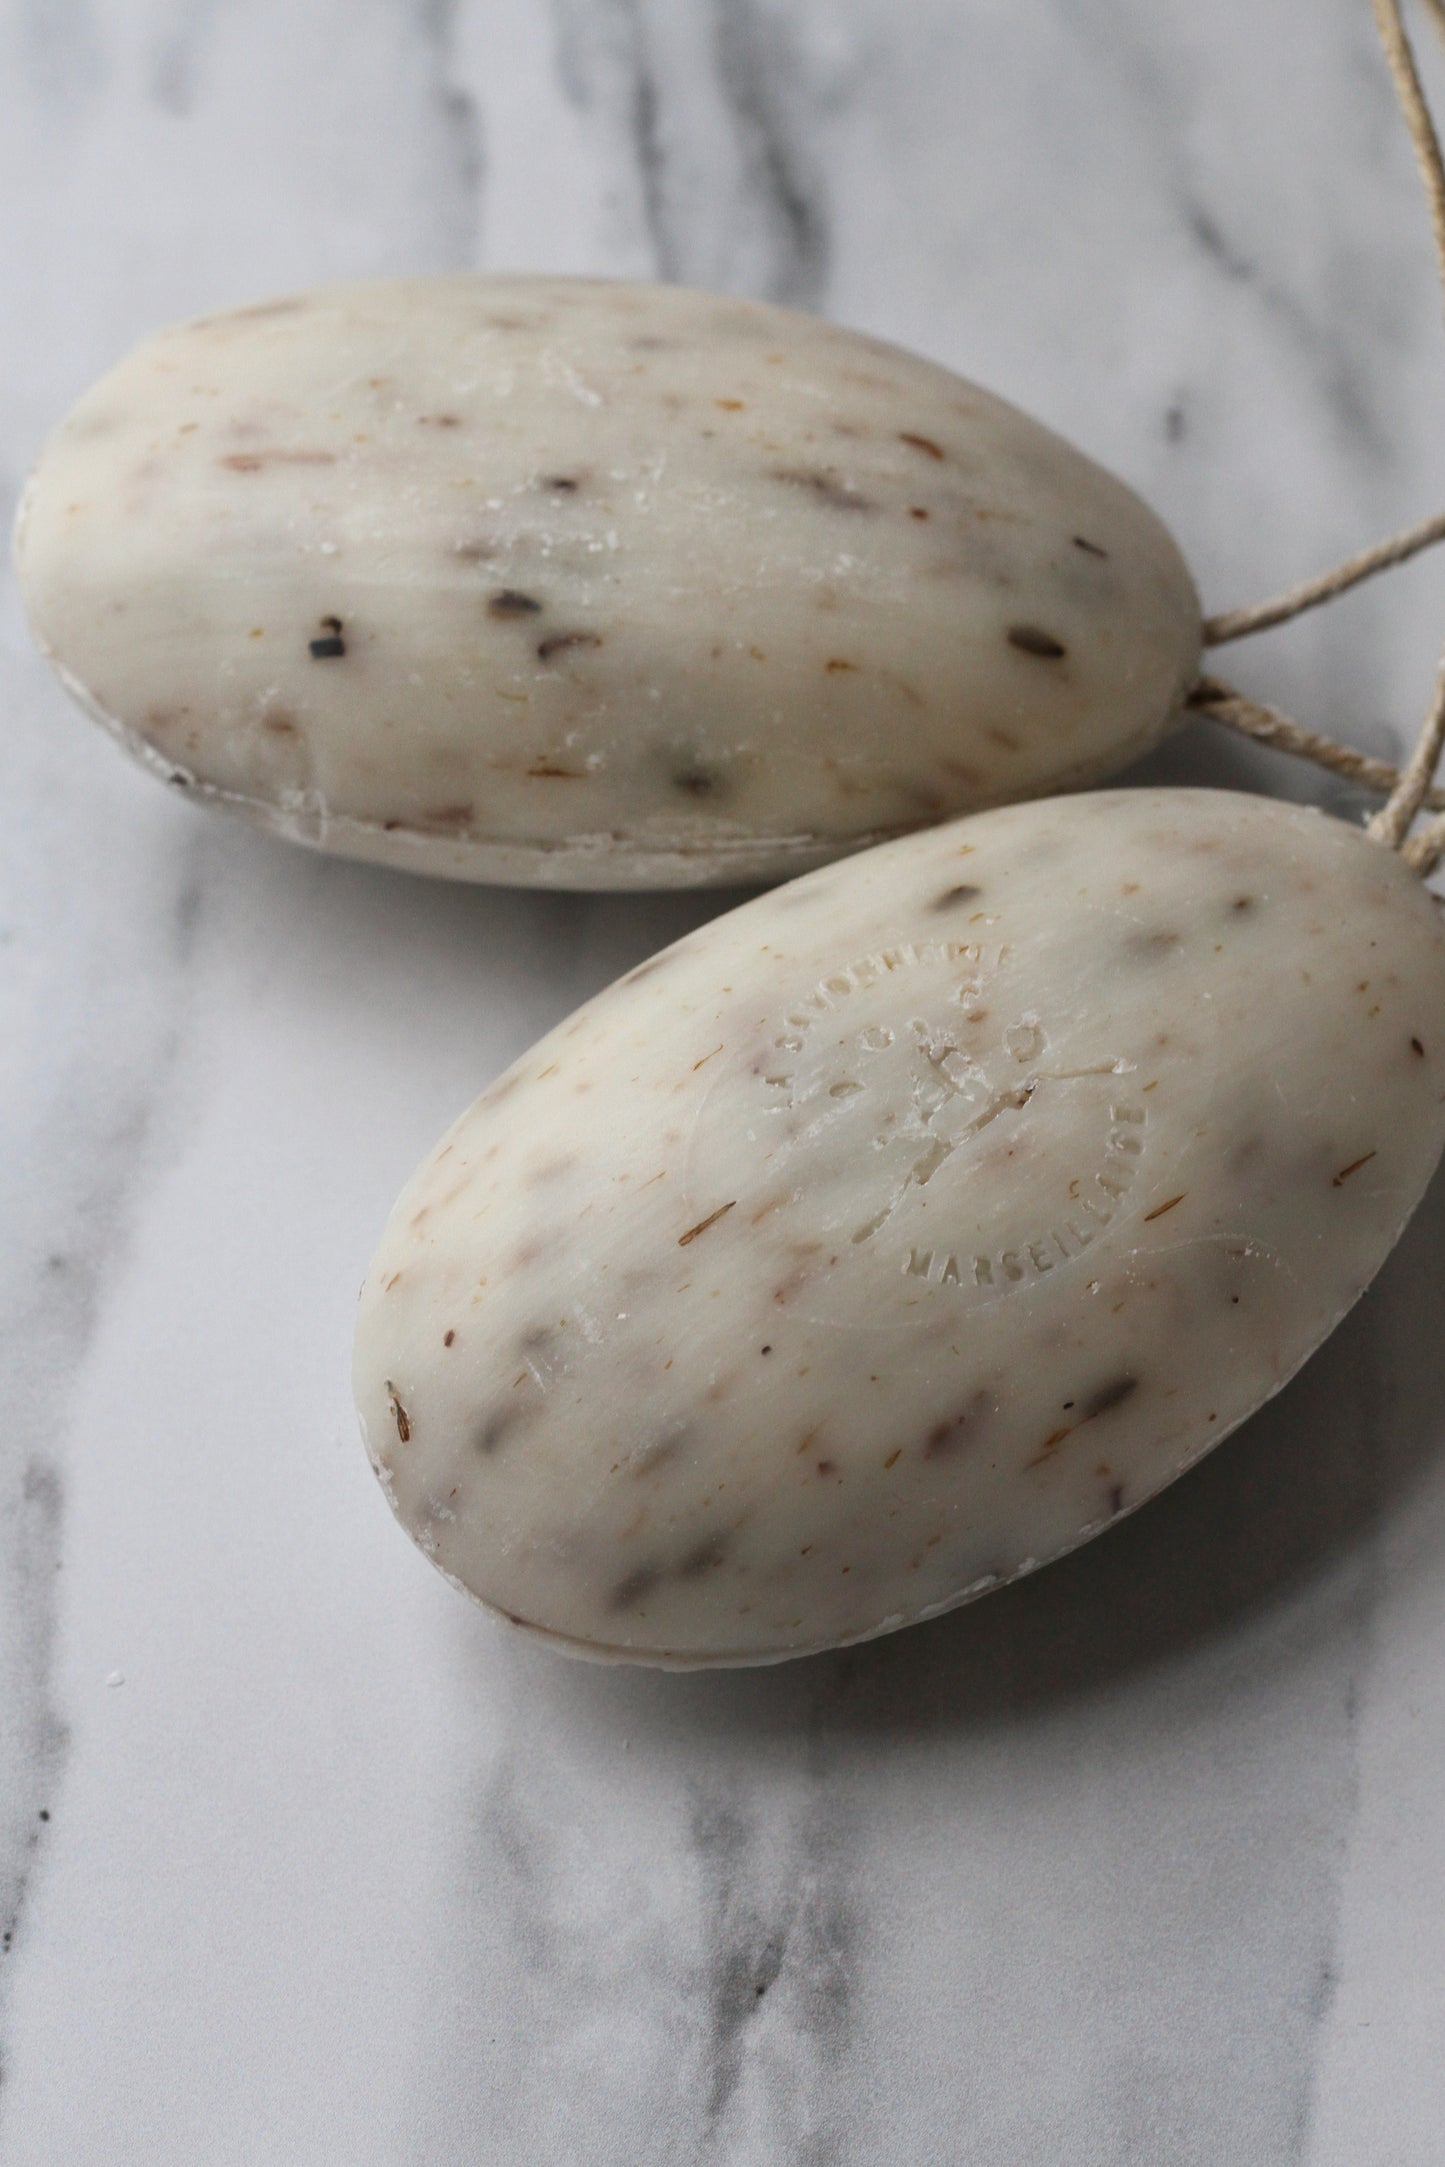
[17,636,1202,891]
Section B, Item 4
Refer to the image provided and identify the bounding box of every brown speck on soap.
[1072,535,1109,558]
[610,1564,662,1612]
[1333,1151,1377,1187]
[386,1384,411,1444]
[1143,1193,1186,1222]
[1128,928,1184,960]
[825,658,858,673]
[1028,1426,1073,1467]
[540,473,581,492]
[677,1535,730,1578]
[679,1201,736,1246]
[527,760,585,779]
[488,589,543,618]
[899,431,945,459]
[537,631,603,661]
[1083,1376,1137,1420]
[925,1393,989,1459]
[308,615,346,659]
[1007,625,1068,659]
[443,1330,456,1347]
[419,413,461,427]
[478,1405,530,1454]
[771,466,874,513]
[1411,1036,1426,1056]
[222,449,336,472]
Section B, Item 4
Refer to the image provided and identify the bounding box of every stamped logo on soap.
[686,931,1160,1326]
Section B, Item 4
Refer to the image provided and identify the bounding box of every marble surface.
[3,1,1445,2158]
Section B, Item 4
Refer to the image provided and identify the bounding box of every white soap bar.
[354,789,1445,1665]
[15,277,1200,888]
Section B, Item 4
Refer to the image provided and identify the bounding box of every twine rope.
[1187,676,1445,809]
[1190,0,1445,877]
[1202,508,1445,647]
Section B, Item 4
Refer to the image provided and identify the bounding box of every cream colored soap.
[354,789,1445,1665]
[16,277,1200,888]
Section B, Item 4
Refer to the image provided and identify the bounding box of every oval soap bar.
[16,277,1200,888]
[354,789,1445,1664]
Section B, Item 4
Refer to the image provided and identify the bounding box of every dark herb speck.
[1083,1376,1137,1420]
[1007,625,1067,659]
[771,466,874,513]
[479,1405,527,1454]
[610,1564,662,1611]
[489,589,543,618]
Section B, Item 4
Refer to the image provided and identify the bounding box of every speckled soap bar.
[15,277,1201,887]
[354,787,1445,1664]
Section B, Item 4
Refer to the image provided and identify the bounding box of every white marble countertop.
[4,2,1445,2159]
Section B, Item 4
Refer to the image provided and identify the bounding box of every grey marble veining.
[552,0,831,305]
[3,1,1445,2161]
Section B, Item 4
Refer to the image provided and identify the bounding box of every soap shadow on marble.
[504,1151,1445,1752]
[215,812,768,1027]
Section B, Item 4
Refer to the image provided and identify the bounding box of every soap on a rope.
[352,787,1445,1666]
[14,277,1200,889]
